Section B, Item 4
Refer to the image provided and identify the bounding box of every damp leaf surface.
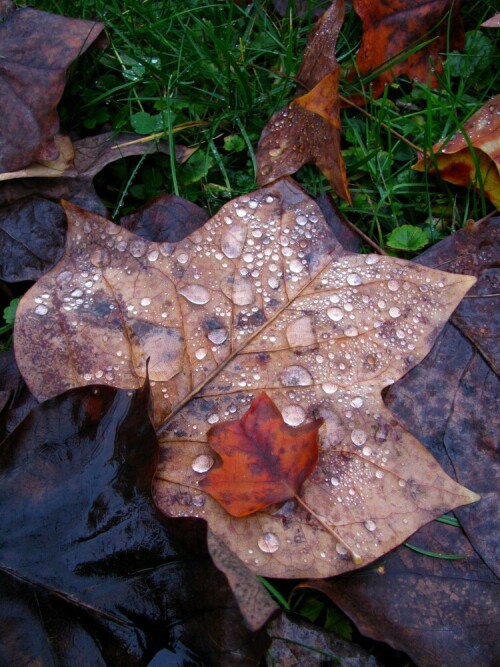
[200,391,322,517]
[14,178,479,578]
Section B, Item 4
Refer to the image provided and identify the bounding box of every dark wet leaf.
[0,2,103,172]
[0,381,270,665]
[310,518,500,667]
[267,613,381,667]
[0,197,66,282]
[0,347,37,441]
[121,194,210,243]
[414,216,499,373]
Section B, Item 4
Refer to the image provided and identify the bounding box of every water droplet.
[140,297,151,306]
[296,214,307,226]
[231,275,256,306]
[347,273,362,286]
[289,259,304,274]
[268,276,280,290]
[195,348,207,360]
[207,413,219,424]
[331,477,340,486]
[191,454,214,473]
[375,470,384,479]
[130,240,147,258]
[208,328,228,345]
[351,429,367,447]
[336,543,349,556]
[34,304,48,316]
[327,307,343,322]
[282,405,306,426]
[362,446,372,456]
[148,249,159,262]
[280,365,314,386]
[83,373,92,381]
[285,316,316,347]
[365,255,380,265]
[179,284,211,305]
[71,289,83,298]
[221,223,247,258]
[364,519,377,532]
[90,248,109,268]
[177,253,189,264]
[258,532,280,553]
[389,307,401,318]
[388,280,399,291]
[344,326,359,337]
[236,207,246,218]
[351,397,363,408]
[322,382,338,395]
[56,271,73,285]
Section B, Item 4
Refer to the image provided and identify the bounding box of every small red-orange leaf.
[200,392,323,517]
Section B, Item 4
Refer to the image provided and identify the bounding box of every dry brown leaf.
[413,95,500,209]
[0,135,76,182]
[14,178,478,578]
[256,4,350,202]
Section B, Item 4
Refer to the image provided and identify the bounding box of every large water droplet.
[322,382,338,395]
[289,259,304,274]
[327,307,343,322]
[268,276,280,290]
[279,365,314,387]
[71,289,83,298]
[344,326,359,337]
[388,280,399,291]
[179,284,211,305]
[130,240,147,258]
[285,316,316,347]
[207,413,219,424]
[347,273,362,286]
[364,519,377,532]
[191,454,214,473]
[351,397,363,408]
[208,328,228,345]
[258,532,280,553]
[140,297,151,307]
[90,248,109,268]
[195,348,207,360]
[351,429,367,447]
[389,307,401,318]
[282,405,306,426]
[34,304,48,316]
[231,275,256,306]
[221,223,247,259]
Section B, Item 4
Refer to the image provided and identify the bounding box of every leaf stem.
[293,493,362,565]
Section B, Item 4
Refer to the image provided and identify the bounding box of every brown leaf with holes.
[345,0,464,103]
[200,392,322,517]
[256,4,350,202]
[0,2,103,172]
[413,95,500,209]
[14,177,478,578]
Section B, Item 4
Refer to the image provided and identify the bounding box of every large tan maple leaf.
[14,178,478,578]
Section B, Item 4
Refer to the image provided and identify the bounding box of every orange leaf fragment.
[345,0,463,104]
[200,392,323,518]
[413,95,500,209]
